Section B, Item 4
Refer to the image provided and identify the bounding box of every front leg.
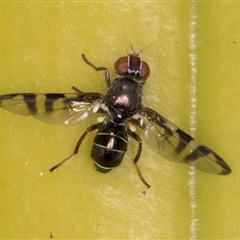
[81,54,111,87]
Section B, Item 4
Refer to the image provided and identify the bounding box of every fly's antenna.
[129,43,153,57]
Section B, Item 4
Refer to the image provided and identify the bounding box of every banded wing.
[0,89,104,125]
[139,107,231,175]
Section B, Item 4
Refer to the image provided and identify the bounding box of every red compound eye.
[114,56,128,75]
[139,61,150,79]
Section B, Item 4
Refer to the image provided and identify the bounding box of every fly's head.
[114,47,150,84]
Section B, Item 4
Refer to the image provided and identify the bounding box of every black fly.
[0,47,231,188]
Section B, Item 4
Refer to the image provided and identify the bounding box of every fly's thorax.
[105,77,142,124]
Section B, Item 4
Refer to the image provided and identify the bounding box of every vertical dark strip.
[175,129,193,153]
[45,94,65,112]
[24,94,37,114]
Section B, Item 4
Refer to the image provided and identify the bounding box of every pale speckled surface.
[0,2,239,239]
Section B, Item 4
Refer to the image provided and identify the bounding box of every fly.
[0,47,231,188]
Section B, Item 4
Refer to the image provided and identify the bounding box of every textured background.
[0,2,239,239]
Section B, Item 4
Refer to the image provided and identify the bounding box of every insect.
[0,47,231,188]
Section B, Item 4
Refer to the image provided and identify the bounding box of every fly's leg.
[72,86,83,94]
[81,54,111,87]
[49,122,103,172]
[127,129,151,188]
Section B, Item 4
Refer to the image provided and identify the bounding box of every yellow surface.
[0,2,239,239]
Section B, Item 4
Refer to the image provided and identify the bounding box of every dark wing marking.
[137,107,231,175]
[0,92,104,125]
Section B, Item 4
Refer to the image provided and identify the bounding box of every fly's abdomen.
[91,122,128,172]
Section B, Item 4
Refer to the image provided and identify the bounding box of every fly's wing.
[136,107,231,175]
[0,91,104,125]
